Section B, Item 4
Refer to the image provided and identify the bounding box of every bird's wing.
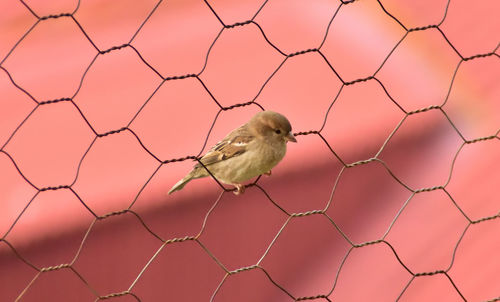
[195,126,254,168]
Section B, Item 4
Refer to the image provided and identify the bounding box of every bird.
[168,110,296,195]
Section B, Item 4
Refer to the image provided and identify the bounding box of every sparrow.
[168,111,297,195]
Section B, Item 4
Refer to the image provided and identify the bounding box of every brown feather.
[194,126,254,168]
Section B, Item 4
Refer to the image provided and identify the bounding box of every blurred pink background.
[1,0,499,301]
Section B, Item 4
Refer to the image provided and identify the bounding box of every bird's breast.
[210,140,287,184]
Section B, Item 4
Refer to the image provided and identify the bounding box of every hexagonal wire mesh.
[1,0,499,301]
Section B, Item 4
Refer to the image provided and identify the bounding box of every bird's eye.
[275,129,281,134]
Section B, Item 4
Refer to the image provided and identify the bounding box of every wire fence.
[1,0,499,301]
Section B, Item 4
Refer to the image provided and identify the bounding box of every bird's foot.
[233,183,245,195]
[263,170,272,176]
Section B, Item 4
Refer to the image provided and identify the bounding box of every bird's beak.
[285,132,297,143]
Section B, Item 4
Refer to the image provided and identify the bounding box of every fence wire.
[1,0,499,301]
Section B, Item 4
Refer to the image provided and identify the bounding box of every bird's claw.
[233,184,245,195]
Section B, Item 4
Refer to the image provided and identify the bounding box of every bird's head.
[250,111,297,143]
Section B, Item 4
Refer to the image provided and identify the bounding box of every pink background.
[1,0,499,301]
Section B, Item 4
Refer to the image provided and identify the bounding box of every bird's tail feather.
[168,167,210,195]
[168,176,192,194]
